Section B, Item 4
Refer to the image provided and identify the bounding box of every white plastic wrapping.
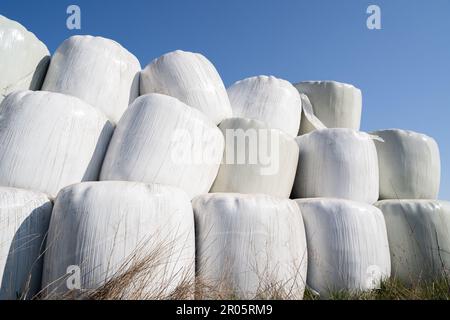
[371,129,441,200]
[210,118,299,198]
[41,181,195,298]
[42,35,141,123]
[293,81,362,135]
[140,50,232,124]
[0,90,114,198]
[375,200,450,284]
[227,76,302,137]
[292,128,379,204]
[100,93,224,199]
[295,198,391,297]
[0,187,52,300]
[193,193,307,299]
[0,15,50,104]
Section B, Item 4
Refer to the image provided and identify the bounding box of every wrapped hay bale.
[227,76,302,137]
[100,93,224,199]
[0,90,114,198]
[0,187,52,300]
[42,35,141,123]
[210,118,299,198]
[293,81,362,135]
[0,15,50,104]
[371,129,440,200]
[193,193,307,299]
[292,128,379,204]
[41,181,195,299]
[295,198,391,298]
[140,50,232,124]
[375,200,450,284]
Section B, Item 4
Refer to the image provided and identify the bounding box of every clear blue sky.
[2,0,449,200]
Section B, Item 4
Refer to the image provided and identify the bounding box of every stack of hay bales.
[0,13,448,300]
[292,81,391,298]
[190,75,307,299]
[372,129,449,285]
[0,17,195,299]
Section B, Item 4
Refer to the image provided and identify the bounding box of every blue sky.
[2,0,449,200]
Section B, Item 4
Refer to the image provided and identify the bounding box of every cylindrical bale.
[210,118,299,198]
[0,15,50,104]
[371,129,440,200]
[227,76,302,137]
[375,200,450,284]
[295,198,391,298]
[140,50,232,124]
[292,128,379,204]
[193,193,308,299]
[293,81,362,135]
[41,181,195,299]
[0,186,52,300]
[42,35,141,123]
[100,93,224,199]
[0,90,114,198]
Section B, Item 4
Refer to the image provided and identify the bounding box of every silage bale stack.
[372,129,448,284]
[291,81,392,297]
[192,75,307,298]
[0,15,50,105]
[212,75,301,197]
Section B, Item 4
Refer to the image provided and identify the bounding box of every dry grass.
[304,278,450,300]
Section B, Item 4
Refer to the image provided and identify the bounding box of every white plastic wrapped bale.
[292,128,379,204]
[0,90,114,198]
[0,15,50,104]
[0,187,52,300]
[193,193,307,299]
[295,198,391,298]
[227,76,302,137]
[293,81,362,135]
[210,118,299,198]
[42,35,140,123]
[375,200,450,284]
[100,93,224,199]
[371,129,440,200]
[41,181,195,299]
[140,50,232,124]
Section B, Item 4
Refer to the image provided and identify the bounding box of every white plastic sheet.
[0,187,52,300]
[193,193,307,299]
[371,129,440,200]
[292,128,379,204]
[295,198,391,297]
[0,90,114,198]
[210,118,299,198]
[140,50,232,124]
[293,81,362,135]
[0,15,50,104]
[227,76,302,137]
[41,181,195,298]
[375,200,450,284]
[100,93,224,199]
[42,35,141,123]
